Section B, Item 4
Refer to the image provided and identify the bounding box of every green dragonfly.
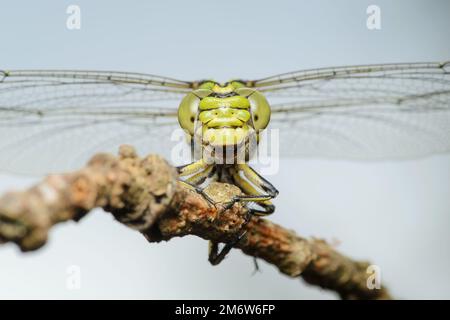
[1,62,449,264]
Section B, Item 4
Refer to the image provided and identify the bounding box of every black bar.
[0,300,448,319]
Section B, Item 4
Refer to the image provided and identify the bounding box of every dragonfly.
[1,62,449,264]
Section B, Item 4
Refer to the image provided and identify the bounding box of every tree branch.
[0,145,391,300]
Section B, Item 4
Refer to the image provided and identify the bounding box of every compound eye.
[178,92,200,135]
[236,89,271,130]
[250,92,271,130]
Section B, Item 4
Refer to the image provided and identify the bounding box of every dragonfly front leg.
[208,229,249,266]
[177,160,217,205]
[227,164,278,216]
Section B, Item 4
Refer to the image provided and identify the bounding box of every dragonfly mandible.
[1,62,449,263]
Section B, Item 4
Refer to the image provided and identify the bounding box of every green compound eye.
[178,92,200,135]
[235,88,271,131]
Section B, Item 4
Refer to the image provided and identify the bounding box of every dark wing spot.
[190,116,195,122]
[254,114,259,122]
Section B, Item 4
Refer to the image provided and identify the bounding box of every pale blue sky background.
[0,0,449,299]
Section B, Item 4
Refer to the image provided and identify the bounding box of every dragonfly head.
[178,80,271,148]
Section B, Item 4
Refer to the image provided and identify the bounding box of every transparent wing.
[254,62,450,159]
[0,70,193,175]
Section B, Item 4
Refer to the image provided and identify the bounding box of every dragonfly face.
[178,80,271,164]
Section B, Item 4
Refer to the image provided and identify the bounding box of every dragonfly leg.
[237,163,279,199]
[208,232,247,265]
[208,212,251,266]
[225,165,278,216]
[178,180,217,206]
[177,160,216,205]
[177,159,208,177]
[252,256,261,275]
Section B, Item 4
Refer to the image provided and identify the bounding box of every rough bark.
[0,145,391,300]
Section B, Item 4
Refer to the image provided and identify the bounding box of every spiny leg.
[208,229,248,266]
[226,164,277,216]
[237,163,279,200]
[177,159,217,205]
[252,256,261,275]
[186,165,215,186]
[177,159,209,177]
[208,165,278,265]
